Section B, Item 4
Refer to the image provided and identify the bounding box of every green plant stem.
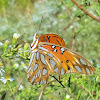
[7,81,14,95]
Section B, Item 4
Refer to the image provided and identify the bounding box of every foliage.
[0,0,100,100]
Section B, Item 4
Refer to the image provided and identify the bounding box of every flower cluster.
[0,76,14,84]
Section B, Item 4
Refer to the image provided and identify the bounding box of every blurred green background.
[0,0,100,100]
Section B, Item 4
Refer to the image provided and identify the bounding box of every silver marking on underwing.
[27,66,32,73]
[38,46,48,51]
[61,68,64,75]
[52,45,56,48]
[27,74,30,78]
[36,82,39,84]
[44,80,46,84]
[88,65,92,67]
[29,53,35,66]
[54,67,59,73]
[42,68,47,75]
[86,68,90,74]
[36,52,39,60]
[47,81,49,84]
[49,59,56,69]
[75,66,82,73]
[33,64,38,71]
[68,68,72,73]
[31,76,35,83]
[53,49,57,52]
[47,53,53,58]
[40,80,43,84]
[40,54,47,65]
[80,59,87,65]
[37,69,41,77]
[91,70,93,74]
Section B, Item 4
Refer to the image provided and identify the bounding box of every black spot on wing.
[66,60,69,63]
[47,36,50,42]
[43,37,45,40]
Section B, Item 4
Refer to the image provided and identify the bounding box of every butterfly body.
[27,33,95,85]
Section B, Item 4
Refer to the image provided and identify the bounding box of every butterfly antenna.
[29,12,37,33]
[38,16,43,33]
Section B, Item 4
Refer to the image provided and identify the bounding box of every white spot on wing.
[33,64,38,71]
[53,49,57,52]
[31,76,35,83]
[27,74,30,78]
[60,48,65,54]
[60,48,65,51]
[47,53,53,57]
[61,68,64,75]
[75,66,82,72]
[27,66,32,73]
[40,80,43,84]
[28,53,35,67]
[86,68,90,74]
[38,46,48,51]
[37,69,41,77]
[36,52,39,60]
[42,68,47,75]
[49,59,56,69]
[44,80,46,84]
[54,67,59,73]
[68,69,72,73]
[80,59,87,65]
[40,54,47,65]
[52,45,56,48]
[36,82,39,84]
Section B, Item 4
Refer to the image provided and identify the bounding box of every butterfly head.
[31,33,39,52]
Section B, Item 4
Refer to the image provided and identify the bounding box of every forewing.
[39,34,65,47]
[39,42,95,75]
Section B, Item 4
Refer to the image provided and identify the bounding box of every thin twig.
[38,80,56,100]
[73,81,96,95]
[64,18,77,30]
[38,77,76,100]
[71,0,100,23]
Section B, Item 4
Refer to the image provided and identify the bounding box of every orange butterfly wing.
[27,34,95,85]
[39,34,65,46]
[39,42,95,75]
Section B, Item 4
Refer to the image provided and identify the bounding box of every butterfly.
[27,33,95,85]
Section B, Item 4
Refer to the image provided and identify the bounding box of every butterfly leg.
[68,75,71,87]
[59,75,60,80]
[51,75,65,88]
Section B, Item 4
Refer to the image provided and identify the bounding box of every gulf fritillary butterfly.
[27,33,95,85]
